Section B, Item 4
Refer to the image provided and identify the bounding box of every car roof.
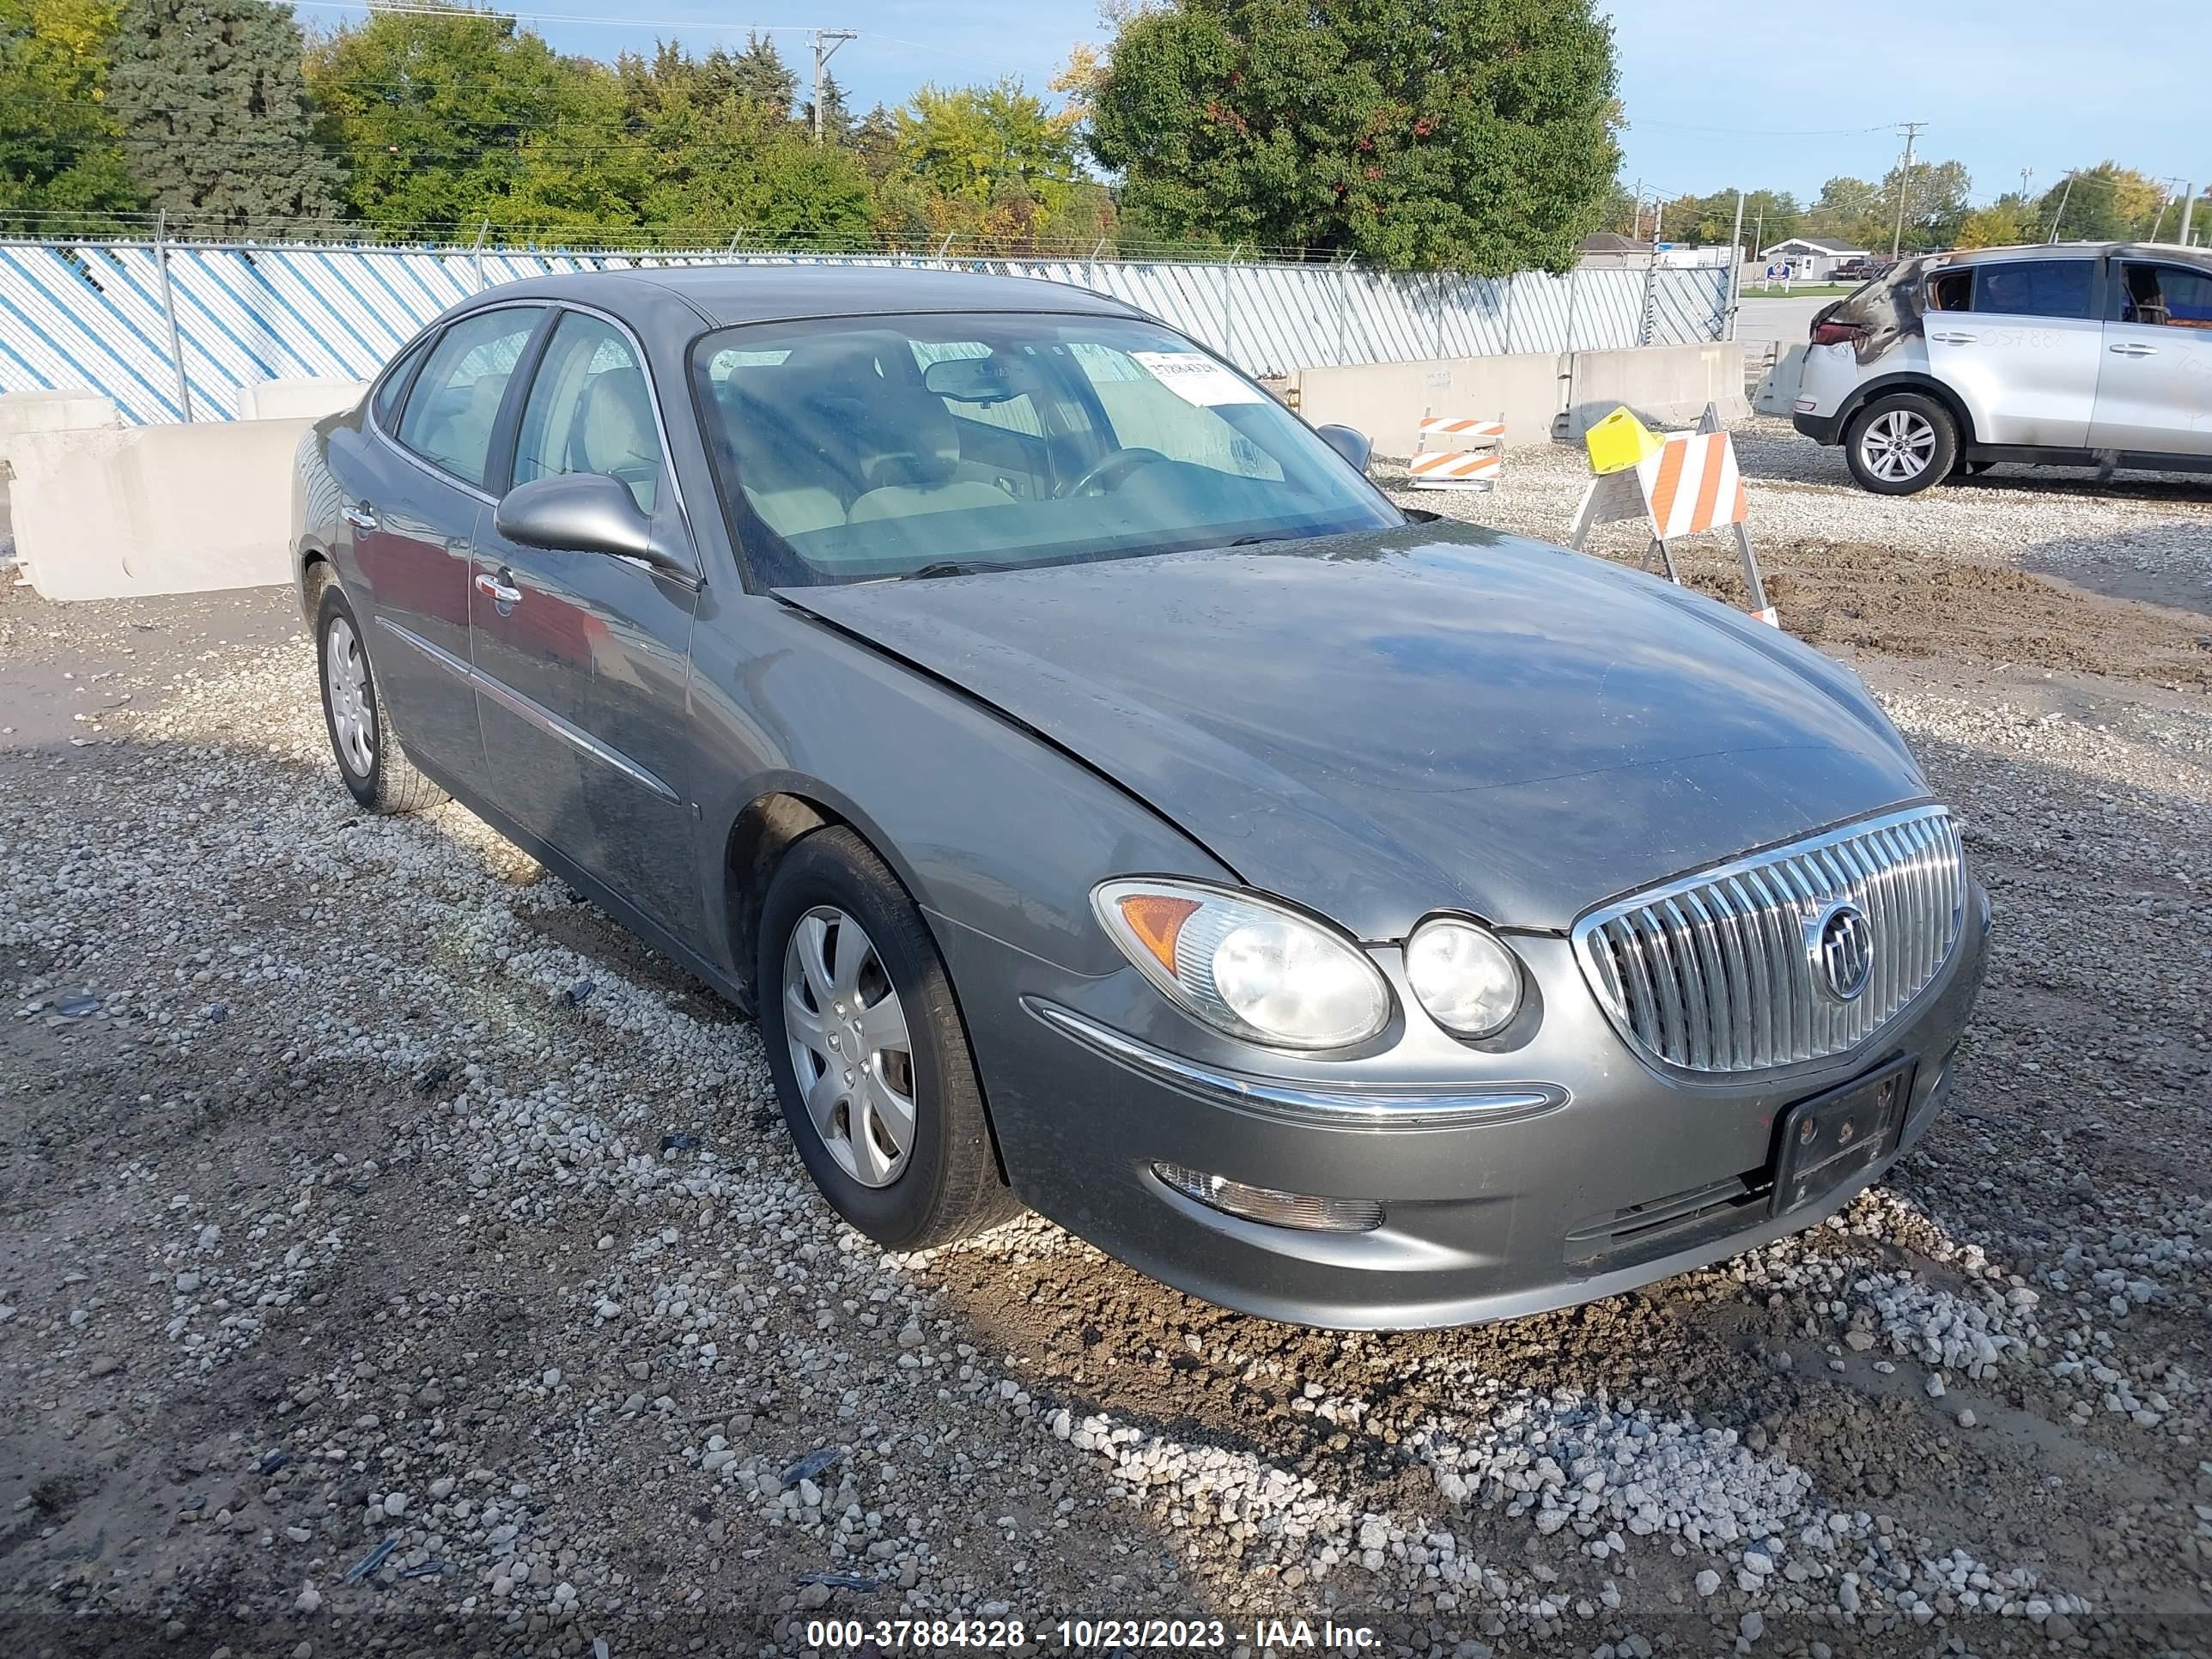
[471,264,1145,328]
[1932,241,2212,268]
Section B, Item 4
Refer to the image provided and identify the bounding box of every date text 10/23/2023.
[805,1618,1381,1650]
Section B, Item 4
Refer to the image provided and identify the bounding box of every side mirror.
[1315,423,1372,475]
[495,474,688,574]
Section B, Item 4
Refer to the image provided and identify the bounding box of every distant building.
[1577,233,1731,270]
[1577,232,1654,268]
[1756,239,1869,282]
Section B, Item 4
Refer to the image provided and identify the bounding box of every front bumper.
[934,889,1989,1330]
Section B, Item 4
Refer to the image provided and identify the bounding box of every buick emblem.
[1808,901,1875,1002]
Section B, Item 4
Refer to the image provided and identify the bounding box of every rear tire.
[757,826,1020,1251]
[1844,392,1957,495]
[314,578,446,815]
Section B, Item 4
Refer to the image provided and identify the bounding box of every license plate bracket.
[1770,1057,1914,1218]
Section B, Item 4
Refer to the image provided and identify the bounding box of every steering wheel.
[1064,447,1169,497]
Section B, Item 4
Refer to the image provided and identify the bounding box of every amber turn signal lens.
[1116,893,1200,972]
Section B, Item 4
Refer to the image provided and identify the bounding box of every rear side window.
[373,332,434,428]
[2115,262,2212,329]
[1972,260,2095,319]
[394,307,544,487]
[1924,270,1972,312]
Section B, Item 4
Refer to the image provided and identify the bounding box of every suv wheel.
[1844,392,1957,495]
[757,827,1022,1250]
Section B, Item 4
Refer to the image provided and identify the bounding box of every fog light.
[1152,1162,1383,1232]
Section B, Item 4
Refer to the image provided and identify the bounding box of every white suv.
[1792,242,2212,494]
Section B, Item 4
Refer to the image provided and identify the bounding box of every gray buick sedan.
[293,266,1987,1328]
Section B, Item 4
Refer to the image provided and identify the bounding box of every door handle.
[475,571,523,606]
[341,502,379,532]
[2107,343,2159,356]
[1929,331,1977,344]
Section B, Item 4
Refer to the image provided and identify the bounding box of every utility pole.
[810,28,856,144]
[1724,189,1747,336]
[1888,121,1924,260]
[2148,178,2188,244]
[2182,185,2200,248]
[1629,178,1642,242]
[2047,172,2077,244]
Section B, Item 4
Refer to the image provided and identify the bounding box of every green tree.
[726,29,793,116]
[1650,186,1799,251]
[106,0,337,232]
[1954,195,2039,250]
[2039,162,2162,242]
[1880,155,1970,251]
[895,80,1078,215]
[307,3,634,236]
[801,68,850,143]
[1800,175,1883,247]
[617,39,869,245]
[1089,0,1620,270]
[0,0,141,229]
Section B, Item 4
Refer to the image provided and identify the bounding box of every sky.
[295,0,2212,208]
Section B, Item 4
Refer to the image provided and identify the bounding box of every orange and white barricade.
[1566,407,1777,627]
[1408,415,1504,491]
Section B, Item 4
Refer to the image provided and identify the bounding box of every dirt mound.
[1648,538,2212,686]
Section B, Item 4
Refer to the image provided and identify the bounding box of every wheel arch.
[298,544,334,625]
[1836,373,1978,448]
[723,787,1016,1187]
[721,788,844,990]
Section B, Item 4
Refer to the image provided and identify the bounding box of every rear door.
[469,307,706,948]
[340,306,544,777]
[2091,258,2212,456]
[1922,255,2103,446]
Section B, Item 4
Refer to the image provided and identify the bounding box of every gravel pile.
[3,464,2212,1655]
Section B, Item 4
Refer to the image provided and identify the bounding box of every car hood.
[776,522,1929,937]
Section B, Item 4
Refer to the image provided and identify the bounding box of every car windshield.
[690,313,1402,586]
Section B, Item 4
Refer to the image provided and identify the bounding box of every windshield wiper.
[1228,532,1300,547]
[902,560,982,580]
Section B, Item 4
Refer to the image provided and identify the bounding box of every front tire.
[757,827,1020,1250]
[1844,392,1957,495]
[314,579,446,815]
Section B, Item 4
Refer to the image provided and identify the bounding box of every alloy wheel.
[782,905,916,1188]
[1858,409,1937,483]
[324,616,377,778]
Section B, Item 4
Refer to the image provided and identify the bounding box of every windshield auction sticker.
[1131,350,1268,407]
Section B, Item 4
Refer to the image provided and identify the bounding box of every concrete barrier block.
[12,417,313,601]
[234,378,368,422]
[1562,343,1747,438]
[1291,353,1565,457]
[0,388,118,469]
[1752,345,1807,417]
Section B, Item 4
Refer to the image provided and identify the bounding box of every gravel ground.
[4,434,2212,1658]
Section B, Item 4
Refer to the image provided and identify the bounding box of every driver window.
[514,313,665,514]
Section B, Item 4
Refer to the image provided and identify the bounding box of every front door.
[2091,258,2212,456]
[469,308,706,949]
[1922,254,2104,447]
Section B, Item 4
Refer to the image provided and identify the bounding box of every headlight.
[1092,878,1391,1051]
[1404,916,1522,1038]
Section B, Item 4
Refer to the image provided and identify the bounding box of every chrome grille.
[1571,807,1966,1075]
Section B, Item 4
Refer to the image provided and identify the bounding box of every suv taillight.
[1811,321,1867,347]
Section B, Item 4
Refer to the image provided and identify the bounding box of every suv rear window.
[1972,259,2094,319]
